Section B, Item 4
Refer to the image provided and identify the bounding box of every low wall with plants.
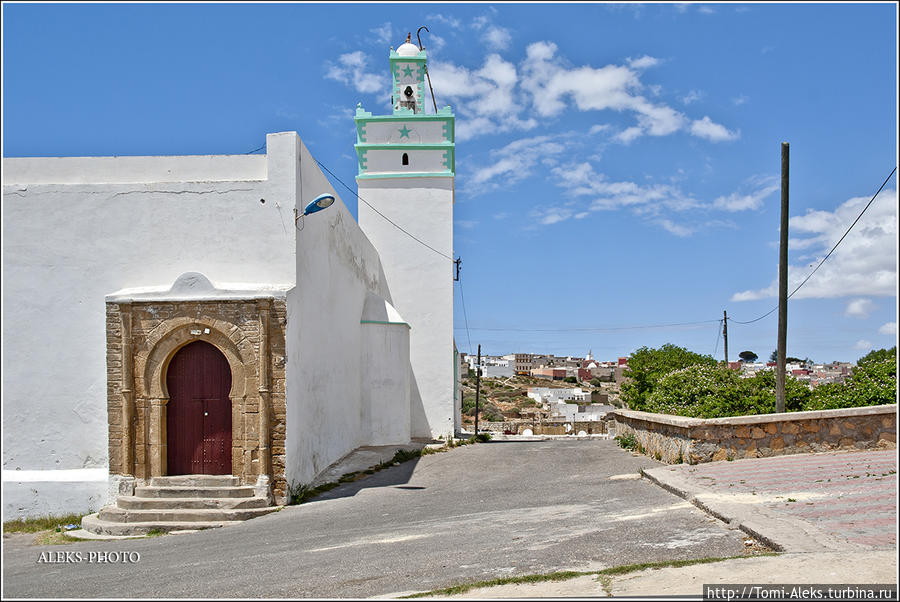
[608,404,896,464]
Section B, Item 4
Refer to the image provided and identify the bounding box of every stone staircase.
[81,475,280,536]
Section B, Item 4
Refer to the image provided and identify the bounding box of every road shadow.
[300,455,421,504]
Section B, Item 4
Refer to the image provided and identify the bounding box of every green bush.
[807,350,897,410]
[643,365,811,418]
[615,433,637,451]
[564,376,577,383]
[590,377,603,387]
[621,344,717,410]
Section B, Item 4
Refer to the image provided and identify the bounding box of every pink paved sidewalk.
[643,449,897,551]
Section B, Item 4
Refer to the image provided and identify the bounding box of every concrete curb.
[640,467,783,552]
[640,466,867,553]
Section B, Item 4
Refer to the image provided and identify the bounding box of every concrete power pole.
[723,310,729,365]
[776,142,790,413]
[474,344,481,435]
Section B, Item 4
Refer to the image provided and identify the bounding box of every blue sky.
[3,2,897,363]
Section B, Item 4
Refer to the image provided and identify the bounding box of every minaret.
[355,33,455,439]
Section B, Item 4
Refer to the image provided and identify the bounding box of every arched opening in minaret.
[402,153,409,166]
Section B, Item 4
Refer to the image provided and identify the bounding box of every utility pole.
[723,310,729,365]
[474,344,481,436]
[776,142,790,413]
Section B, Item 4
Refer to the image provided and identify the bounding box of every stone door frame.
[108,299,279,487]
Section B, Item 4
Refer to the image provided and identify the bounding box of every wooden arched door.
[166,341,233,475]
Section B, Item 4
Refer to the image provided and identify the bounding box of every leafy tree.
[644,365,810,418]
[590,377,603,387]
[620,344,717,410]
[738,350,758,363]
[808,348,897,410]
[858,346,897,366]
[771,350,805,363]
[564,376,577,383]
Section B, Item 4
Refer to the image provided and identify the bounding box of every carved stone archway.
[106,286,287,499]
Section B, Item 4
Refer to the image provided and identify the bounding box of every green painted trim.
[360,320,411,329]
[356,172,454,180]
[389,52,426,61]
[355,114,454,123]
[355,143,454,150]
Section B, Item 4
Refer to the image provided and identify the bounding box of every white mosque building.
[2,34,459,526]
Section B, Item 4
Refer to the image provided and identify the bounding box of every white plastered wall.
[283,136,403,488]
[1,136,297,518]
[364,149,447,174]
[363,121,446,144]
[357,176,455,439]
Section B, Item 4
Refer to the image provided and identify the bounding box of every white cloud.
[732,94,749,106]
[485,26,512,50]
[656,219,694,237]
[430,55,536,140]
[878,322,897,335]
[627,55,660,69]
[855,339,873,350]
[690,116,740,142]
[324,51,385,95]
[845,298,875,318]
[370,22,393,46]
[455,220,478,229]
[550,161,701,217]
[698,5,716,14]
[615,126,644,144]
[427,13,463,29]
[731,189,898,301]
[681,89,704,105]
[325,35,738,145]
[588,124,610,135]
[712,176,779,212]
[472,15,490,30]
[467,135,567,191]
[535,207,574,225]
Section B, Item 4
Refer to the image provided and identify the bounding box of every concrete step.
[150,475,240,487]
[134,485,256,498]
[98,505,279,523]
[117,496,270,510]
[81,513,242,537]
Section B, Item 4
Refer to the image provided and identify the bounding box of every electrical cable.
[458,278,473,356]
[244,143,266,154]
[714,319,723,357]
[454,319,721,333]
[314,159,454,261]
[731,166,897,325]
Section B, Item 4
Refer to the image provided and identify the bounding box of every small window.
[402,153,409,166]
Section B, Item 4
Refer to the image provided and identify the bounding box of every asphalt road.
[3,439,754,598]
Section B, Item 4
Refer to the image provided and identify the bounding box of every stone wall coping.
[609,404,897,429]
[106,272,291,302]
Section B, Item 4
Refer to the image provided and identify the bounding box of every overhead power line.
[454,319,721,334]
[458,278,473,356]
[314,159,454,261]
[731,166,896,325]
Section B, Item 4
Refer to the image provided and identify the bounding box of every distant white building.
[527,387,590,405]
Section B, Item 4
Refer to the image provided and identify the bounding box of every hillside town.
[458,350,859,436]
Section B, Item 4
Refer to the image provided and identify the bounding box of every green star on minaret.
[402,65,415,78]
[398,125,411,138]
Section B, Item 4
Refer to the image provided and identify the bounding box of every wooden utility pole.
[474,344,481,435]
[723,310,729,365]
[776,142,790,413]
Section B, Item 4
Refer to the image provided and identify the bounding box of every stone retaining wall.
[608,405,896,464]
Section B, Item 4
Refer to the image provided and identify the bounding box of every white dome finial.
[397,32,420,57]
